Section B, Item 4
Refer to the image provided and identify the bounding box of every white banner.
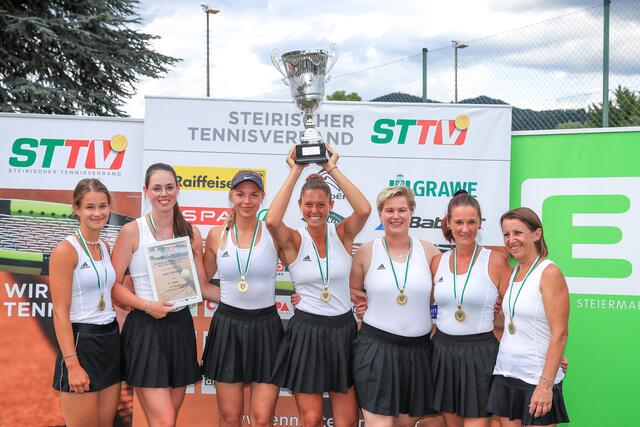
[0,113,144,192]
[144,97,511,246]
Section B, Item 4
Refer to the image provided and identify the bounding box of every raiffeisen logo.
[390,173,477,197]
[9,135,128,170]
[371,115,470,146]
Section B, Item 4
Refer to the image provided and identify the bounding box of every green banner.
[511,129,640,427]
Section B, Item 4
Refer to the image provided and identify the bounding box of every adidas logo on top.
[377,264,386,270]
[79,262,91,270]
[437,276,444,283]
[221,251,230,258]
[303,255,312,262]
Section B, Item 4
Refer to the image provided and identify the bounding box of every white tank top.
[362,237,433,337]
[493,259,564,385]
[217,222,278,309]
[65,236,116,324]
[288,223,352,316]
[433,248,498,335]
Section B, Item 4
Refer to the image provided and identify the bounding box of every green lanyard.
[76,230,107,297]
[309,224,330,287]
[382,237,413,294]
[508,255,541,321]
[149,212,173,241]
[453,243,479,307]
[234,219,259,281]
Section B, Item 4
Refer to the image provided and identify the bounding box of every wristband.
[63,352,78,359]
[326,166,338,173]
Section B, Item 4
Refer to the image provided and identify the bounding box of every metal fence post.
[422,48,428,102]
[602,0,611,127]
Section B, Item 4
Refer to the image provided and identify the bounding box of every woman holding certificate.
[350,186,440,426]
[50,179,121,427]
[111,163,212,427]
[266,145,371,427]
[201,170,283,427]
[429,190,512,427]
[486,208,570,426]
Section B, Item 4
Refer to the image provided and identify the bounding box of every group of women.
[50,145,570,427]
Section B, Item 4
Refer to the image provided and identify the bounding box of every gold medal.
[98,295,106,311]
[454,305,465,321]
[508,322,516,335]
[237,276,249,293]
[396,291,408,305]
[320,287,331,302]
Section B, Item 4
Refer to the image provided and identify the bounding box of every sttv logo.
[9,135,128,170]
[521,177,639,296]
[371,115,470,146]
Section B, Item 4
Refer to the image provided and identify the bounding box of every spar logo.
[371,115,470,145]
[390,173,477,197]
[521,177,639,296]
[181,206,230,226]
[9,135,128,169]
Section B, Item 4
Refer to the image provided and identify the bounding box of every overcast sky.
[125,0,638,117]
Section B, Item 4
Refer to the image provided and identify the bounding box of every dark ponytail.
[145,163,194,242]
[441,190,482,242]
[299,173,332,201]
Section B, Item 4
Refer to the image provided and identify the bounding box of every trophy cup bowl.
[271,44,338,164]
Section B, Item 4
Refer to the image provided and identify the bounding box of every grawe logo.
[391,173,477,197]
[521,177,639,296]
[9,135,128,170]
[181,206,230,226]
[371,115,469,146]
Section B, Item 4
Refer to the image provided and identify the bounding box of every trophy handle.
[271,48,287,78]
[325,43,339,83]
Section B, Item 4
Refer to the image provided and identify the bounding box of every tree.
[0,0,179,116]
[327,90,362,101]
[585,86,640,128]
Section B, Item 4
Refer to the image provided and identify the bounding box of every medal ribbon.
[453,243,479,307]
[234,219,260,280]
[149,212,174,241]
[76,230,107,298]
[507,255,541,322]
[309,224,330,288]
[382,237,413,294]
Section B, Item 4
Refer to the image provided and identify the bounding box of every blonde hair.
[376,186,416,213]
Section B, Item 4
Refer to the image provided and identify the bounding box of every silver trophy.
[271,44,338,164]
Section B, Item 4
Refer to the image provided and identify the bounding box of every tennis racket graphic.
[0,198,135,275]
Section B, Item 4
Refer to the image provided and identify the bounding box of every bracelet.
[63,352,78,359]
[326,166,338,173]
[540,375,554,384]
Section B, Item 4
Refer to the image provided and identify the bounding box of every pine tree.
[0,0,179,116]
[586,86,640,127]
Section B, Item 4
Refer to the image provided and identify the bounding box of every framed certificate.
[143,236,202,308]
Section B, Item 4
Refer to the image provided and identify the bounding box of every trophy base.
[295,143,328,164]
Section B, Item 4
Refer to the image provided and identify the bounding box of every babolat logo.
[376,215,443,230]
[303,255,312,262]
[521,177,639,296]
[9,135,128,170]
[371,115,469,145]
[390,173,477,197]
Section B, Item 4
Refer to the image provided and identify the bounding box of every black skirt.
[487,375,570,425]
[121,307,201,388]
[52,320,122,392]
[352,323,435,418]
[271,309,357,394]
[201,302,284,384]
[430,329,499,418]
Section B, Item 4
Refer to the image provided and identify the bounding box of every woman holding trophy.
[201,170,284,427]
[111,163,213,427]
[266,145,371,427]
[350,186,441,427]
